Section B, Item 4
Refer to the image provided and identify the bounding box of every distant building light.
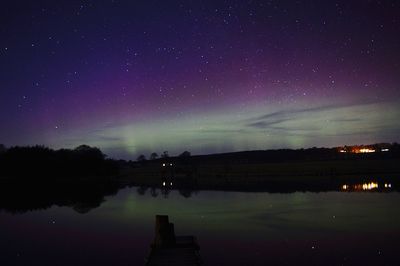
[162,163,166,167]
[382,148,389,152]
[342,184,348,190]
[339,149,347,153]
[358,148,375,153]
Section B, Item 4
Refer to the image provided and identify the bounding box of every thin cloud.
[247,118,293,129]
[248,101,379,123]
[330,118,363,122]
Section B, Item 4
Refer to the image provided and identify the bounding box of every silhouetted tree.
[179,189,195,198]
[150,187,159,197]
[0,144,6,154]
[161,151,169,158]
[179,151,191,157]
[74,144,105,160]
[137,186,148,195]
[150,152,159,160]
[137,154,147,162]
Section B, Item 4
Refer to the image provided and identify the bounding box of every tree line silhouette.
[0,144,122,214]
[0,143,399,214]
[0,144,118,180]
[137,150,191,162]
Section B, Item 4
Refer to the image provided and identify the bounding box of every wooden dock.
[145,215,202,266]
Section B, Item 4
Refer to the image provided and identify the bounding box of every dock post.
[153,215,176,247]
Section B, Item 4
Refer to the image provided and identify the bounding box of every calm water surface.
[1,187,399,265]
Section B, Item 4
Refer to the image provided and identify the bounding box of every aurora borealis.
[1,1,399,159]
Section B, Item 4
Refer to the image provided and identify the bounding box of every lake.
[1,186,400,265]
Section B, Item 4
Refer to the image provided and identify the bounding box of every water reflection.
[341,181,393,191]
[137,185,198,199]
[0,175,398,214]
[0,180,121,214]
[1,186,400,266]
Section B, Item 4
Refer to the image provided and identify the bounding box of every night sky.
[1,1,399,159]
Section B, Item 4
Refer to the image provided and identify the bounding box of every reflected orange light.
[341,181,385,191]
[362,182,378,190]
